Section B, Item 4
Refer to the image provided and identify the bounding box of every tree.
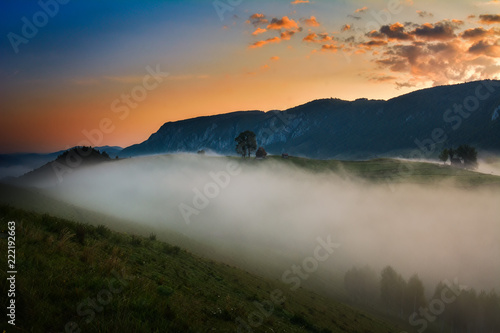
[235,131,257,158]
[456,144,478,169]
[448,148,455,160]
[404,274,426,314]
[255,147,267,159]
[344,265,379,304]
[439,149,449,164]
[380,266,407,316]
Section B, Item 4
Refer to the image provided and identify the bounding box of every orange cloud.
[280,30,296,40]
[270,56,280,61]
[355,6,368,13]
[303,16,320,27]
[291,0,309,4]
[373,35,500,87]
[302,33,332,43]
[341,24,351,32]
[252,27,267,36]
[267,16,299,30]
[249,37,281,49]
[321,44,340,52]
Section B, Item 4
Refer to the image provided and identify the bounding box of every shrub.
[162,244,180,255]
[75,224,86,245]
[130,235,142,246]
[96,224,111,238]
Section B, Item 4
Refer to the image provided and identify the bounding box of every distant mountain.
[0,146,122,179]
[4,147,115,187]
[120,80,500,159]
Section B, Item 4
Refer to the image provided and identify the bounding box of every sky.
[1,0,500,153]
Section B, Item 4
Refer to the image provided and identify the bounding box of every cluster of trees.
[439,144,478,169]
[56,146,113,162]
[344,265,500,332]
[234,130,267,158]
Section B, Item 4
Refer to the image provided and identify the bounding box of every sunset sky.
[1,0,500,153]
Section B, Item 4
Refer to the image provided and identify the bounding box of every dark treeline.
[344,265,500,333]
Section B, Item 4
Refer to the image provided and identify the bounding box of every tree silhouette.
[380,266,406,316]
[344,265,378,305]
[235,131,257,158]
[404,274,426,314]
[256,146,267,159]
[456,144,478,169]
[439,149,449,164]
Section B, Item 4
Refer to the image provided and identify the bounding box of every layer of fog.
[44,154,500,295]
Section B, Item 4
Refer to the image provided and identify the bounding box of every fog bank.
[44,154,500,293]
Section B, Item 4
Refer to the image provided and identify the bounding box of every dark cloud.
[460,27,498,40]
[396,81,417,89]
[366,30,386,39]
[380,23,414,41]
[411,20,462,41]
[479,14,500,24]
[376,57,410,72]
[469,40,500,57]
[347,15,362,20]
[361,40,389,49]
[249,13,269,27]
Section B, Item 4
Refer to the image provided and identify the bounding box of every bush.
[162,244,180,255]
[130,235,142,246]
[75,224,86,245]
[96,224,111,238]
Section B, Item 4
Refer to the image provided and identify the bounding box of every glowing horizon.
[1,0,500,153]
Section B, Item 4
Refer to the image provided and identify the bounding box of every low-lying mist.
[44,154,500,295]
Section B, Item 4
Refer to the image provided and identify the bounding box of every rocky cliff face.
[120,80,500,159]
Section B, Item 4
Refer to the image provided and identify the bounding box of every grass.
[257,155,500,187]
[0,205,410,333]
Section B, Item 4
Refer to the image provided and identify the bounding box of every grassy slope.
[264,156,500,187]
[0,205,406,333]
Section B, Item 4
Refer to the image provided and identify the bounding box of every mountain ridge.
[119,80,500,159]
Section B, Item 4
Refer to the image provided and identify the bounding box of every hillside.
[0,205,406,332]
[6,147,115,188]
[120,80,500,159]
[0,146,122,180]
